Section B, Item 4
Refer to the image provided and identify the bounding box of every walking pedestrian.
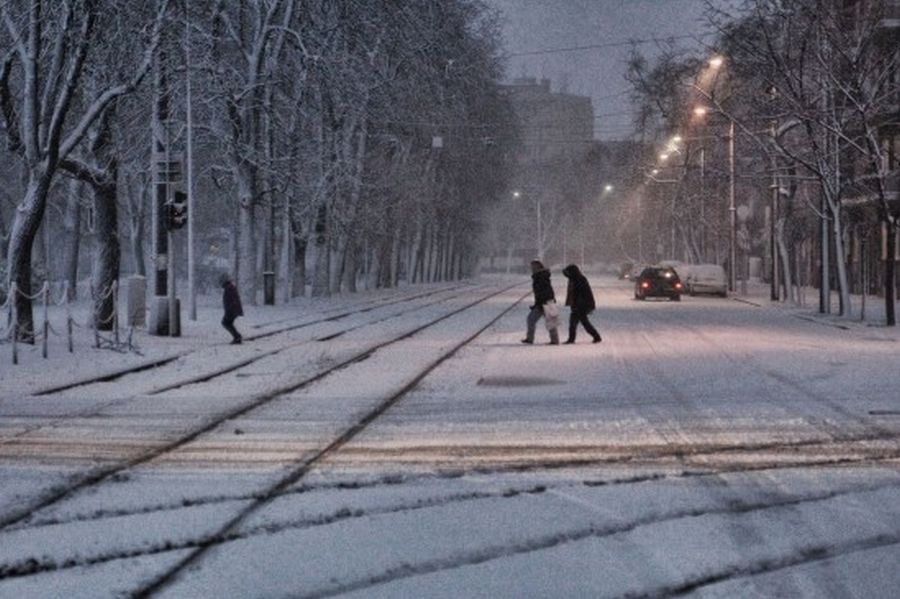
[220,273,243,344]
[522,260,560,345]
[562,264,602,344]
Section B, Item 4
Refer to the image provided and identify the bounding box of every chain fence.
[3,279,139,365]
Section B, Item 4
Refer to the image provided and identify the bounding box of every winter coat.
[562,264,596,313]
[223,281,244,320]
[531,269,556,308]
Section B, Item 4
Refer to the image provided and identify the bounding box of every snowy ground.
[0,274,898,598]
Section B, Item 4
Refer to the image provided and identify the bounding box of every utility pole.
[728,119,737,293]
[150,50,182,336]
[185,9,197,321]
[770,122,780,301]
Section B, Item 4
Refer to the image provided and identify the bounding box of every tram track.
[7,436,899,535]
[0,283,485,449]
[28,282,473,397]
[0,282,525,535]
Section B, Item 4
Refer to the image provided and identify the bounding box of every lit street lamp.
[694,105,738,293]
[513,190,543,261]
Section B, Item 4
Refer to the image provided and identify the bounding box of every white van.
[686,264,727,297]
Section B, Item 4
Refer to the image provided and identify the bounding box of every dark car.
[634,267,684,301]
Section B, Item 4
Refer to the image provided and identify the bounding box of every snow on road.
[0,275,898,598]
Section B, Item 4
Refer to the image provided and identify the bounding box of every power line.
[504,33,710,59]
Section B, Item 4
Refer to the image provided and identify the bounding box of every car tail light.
[641,281,650,289]
[674,282,683,290]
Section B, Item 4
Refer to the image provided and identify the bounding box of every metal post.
[152,54,168,299]
[770,122,780,301]
[11,283,17,365]
[185,14,197,321]
[728,119,737,292]
[66,282,73,353]
[536,197,543,262]
[113,281,120,346]
[42,283,48,359]
[699,147,705,261]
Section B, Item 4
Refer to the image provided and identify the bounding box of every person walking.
[522,260,560,345]
[562,264,602,344]
[220,273,244,344]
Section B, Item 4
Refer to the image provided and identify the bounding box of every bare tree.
[1,0,168,341]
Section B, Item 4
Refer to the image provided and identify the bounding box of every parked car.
[618,261,634,279]
[634,266,684,301]
[685,264,728,297]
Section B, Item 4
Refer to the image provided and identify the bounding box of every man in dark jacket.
[562,264,601,344]
[522,260,560,345]
[220,273,244,344]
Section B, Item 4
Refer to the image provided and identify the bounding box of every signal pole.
[151,51,182,336]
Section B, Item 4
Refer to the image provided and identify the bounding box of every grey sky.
[486,0,716,140]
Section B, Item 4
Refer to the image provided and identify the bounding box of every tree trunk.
[92,179,120,332]
[236,166,258,305]
[63,179,83,301]
[7,172,53,343]
[311,205,330,297]
[832,212,851,317]
[342,242,357,293]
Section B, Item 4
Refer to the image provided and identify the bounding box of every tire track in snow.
[2,464,899,585]
[632,534,900,598]
[649,305,896,444]
[288,479,900,599]
[129,286,530,597]
[8,440,899,533]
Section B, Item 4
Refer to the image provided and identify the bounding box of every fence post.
[42,282,49,359]
[11,283,18,366]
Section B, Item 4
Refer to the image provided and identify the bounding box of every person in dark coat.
[562,264,601,344]
[522,260,560,345]
[220,273,244,344]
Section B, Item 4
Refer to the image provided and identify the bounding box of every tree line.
[624,0,898,324]
[1,0,516,342]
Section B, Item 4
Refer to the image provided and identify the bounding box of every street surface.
[0,275,898,598]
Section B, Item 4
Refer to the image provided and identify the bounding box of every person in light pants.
[522,260,560,345]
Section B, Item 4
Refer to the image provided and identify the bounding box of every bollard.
[42,283,49,359]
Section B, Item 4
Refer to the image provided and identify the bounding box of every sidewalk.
[730,278,900,340]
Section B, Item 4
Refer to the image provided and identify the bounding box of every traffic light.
[166,191,188,230]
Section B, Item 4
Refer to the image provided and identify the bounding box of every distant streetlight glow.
[709,55,724,69]
[659,153,669,161]
[604,184,614,192]
[672,135,683,144]
[512,191,521,199]
[693,106,708,117]
[651,169,659,176]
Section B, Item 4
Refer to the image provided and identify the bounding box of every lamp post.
[694,105,737,292]
[513,190,543,261]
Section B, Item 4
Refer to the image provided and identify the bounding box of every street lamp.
[694,104,738,293]
[604,184,614,193]
[513,190,542,261]
[709,55,725,69]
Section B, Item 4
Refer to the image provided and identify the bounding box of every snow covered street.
[0,275,898,598]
